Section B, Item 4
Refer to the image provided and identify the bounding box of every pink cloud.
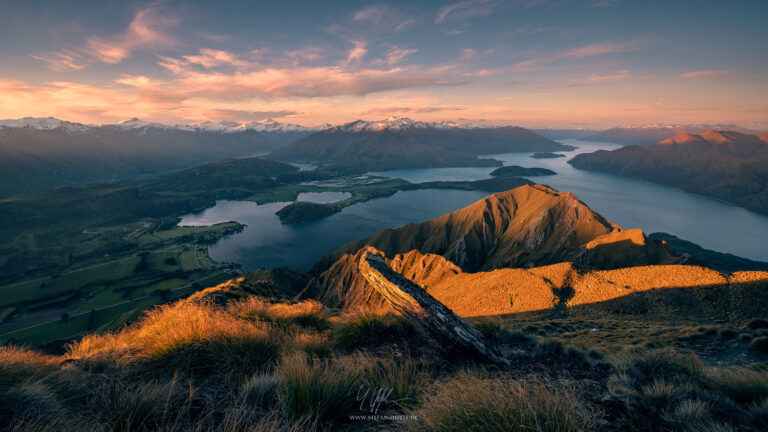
[182,49,250,69]
[361,106,464,116]
[84,6,177,63]
[30,6,176,70]
[679,70,733,80]
[346,40,368,63]
[386,46,418,65]
[512,40,646,72]
[29,50,87,71]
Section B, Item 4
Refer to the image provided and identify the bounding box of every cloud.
[285,46,324,63]
[346,40,368,63]
[569,70,633,85]
[361,106,464,116]
[461,48,478,60]
[436,0,502,24]
[29,50,87,71]
[85,6,177,63]
[353,5,387,24]
[201,108,299,122]
[182,49,250,69]
[679,70,733,80]
[30,6,177,70]
[512,40,646,72]
[386,46,418,64]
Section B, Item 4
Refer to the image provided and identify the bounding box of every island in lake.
[531,152,566,159]
[490,165,556,177]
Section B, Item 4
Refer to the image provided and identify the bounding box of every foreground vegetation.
[1,280,766,431]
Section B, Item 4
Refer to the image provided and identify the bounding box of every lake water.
[180,139,768,269]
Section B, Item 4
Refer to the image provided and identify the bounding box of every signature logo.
[356,385,394,414]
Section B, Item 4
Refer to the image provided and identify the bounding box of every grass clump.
[276,353,363,425]
[66,299,282,375]
[746,319,768,330]
[228,298,330,331]
[613,348,703,385]
[748,336,768,354]
[406,371,595,432]
[472,318,503,340]
[706,367,768,404]
[334,310,417,348]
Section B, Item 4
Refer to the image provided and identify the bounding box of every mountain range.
[268,117,576,171]
[585,124,765,146]
[570,130,768,213]
[0,117,285,197]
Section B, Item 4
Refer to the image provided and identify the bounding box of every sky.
[0,0,766,129]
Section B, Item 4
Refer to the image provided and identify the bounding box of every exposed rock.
[358,248,507,365]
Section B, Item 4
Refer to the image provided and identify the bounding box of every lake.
[180,139,768,270]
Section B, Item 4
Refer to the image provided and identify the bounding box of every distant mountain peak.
[329,117,463,133]
[0,116,92,132]
[114,118,186,131]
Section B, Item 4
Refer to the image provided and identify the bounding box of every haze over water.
[181,139,768,270]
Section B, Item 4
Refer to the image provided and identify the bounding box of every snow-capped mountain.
[0,117,93,133]
[269,117,572,171]
[189,118,328,134]
[329,117,463,133]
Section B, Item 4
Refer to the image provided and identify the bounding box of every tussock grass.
[363,353,431,409]
[66,300,282,375]
[96,376,184,431]
[0,346,57,389]
[229,298,329,331]
[294,333,333,359]
[276,353,363,425]
[746,319,768,330]
[334,310,417,348]
[471,318,503,340]
[613,348,703,385]
[706,367,768,404]
[748,336,768,354]
[406,371,596,432]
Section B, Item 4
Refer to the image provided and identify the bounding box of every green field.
[0,222,242,347]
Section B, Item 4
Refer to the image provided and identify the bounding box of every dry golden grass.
[64,297,329,375]
[405,370,596,432]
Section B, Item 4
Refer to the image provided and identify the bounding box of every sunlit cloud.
[386,46,418,65]
[512,39,647,72]
[182,49,250,69]
[679,70,733,80]
[360,106,464,116]
[346,40,368,63]
[30,5,177,70]
[85,6,177,63]
[29,50,87,71]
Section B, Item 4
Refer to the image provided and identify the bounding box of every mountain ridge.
[314,184,676,275]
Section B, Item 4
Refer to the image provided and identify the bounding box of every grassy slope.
[1,280,766,431]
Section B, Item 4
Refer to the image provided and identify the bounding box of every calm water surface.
[181,139,768,269]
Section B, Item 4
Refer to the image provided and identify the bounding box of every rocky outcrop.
[309,246,768,322]
[305,248,460,311]
[358,249,507,365]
